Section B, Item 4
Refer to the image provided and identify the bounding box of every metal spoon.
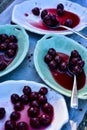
[68,61,78,109]
[43,22,87,40]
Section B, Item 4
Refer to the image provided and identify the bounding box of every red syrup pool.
[50,53,86,90]
[26,8,80,31]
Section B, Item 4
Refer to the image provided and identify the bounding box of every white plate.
[12,0,87,35]
[0,80,69,130]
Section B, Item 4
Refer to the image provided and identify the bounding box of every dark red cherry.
[23,85,32,95]
[77,60,85,68]
[5,120,16,130]
[1,34,8,41]
[48,60,57,70]
[32,7,40,16]
[54,55,62,65]
[20,95,29,104]
[39,114,51,126]
[14,102,24,111]
[48,48,56,57]
[57,3,64,10]
[28,106,40,117]
[30,117,40,128]
[44,54,53,64]
[0,43,7,51]
[41,9,48,19]
[71,50,79,58]
[9,35,17,43]
[42,102,53,114]
[11,94,20,104]
[43,14,52,27]
[6,49,16,58]
[64,19,73,27]
[39,87,48,95]
[38,95,47,105]
[16,121,28,130]
[29,92,38,101]
[59,62,68,71]
[8,42,18,50]
[0,107,6,119]
[72,65,82,75]
[57,8,64,16]
[10,111,20,121]
[0,61,7,71]
[30,100,40,108]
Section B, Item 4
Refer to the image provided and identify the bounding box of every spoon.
[68,60,78,109]
[43,22,87,40]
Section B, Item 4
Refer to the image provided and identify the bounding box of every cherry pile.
[0,34,18,71]
[44,48,85,76]
[32,3,73,28]
[0,85,54,130]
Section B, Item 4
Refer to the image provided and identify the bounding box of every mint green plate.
[34,34,87,99]
[0,25,29,77]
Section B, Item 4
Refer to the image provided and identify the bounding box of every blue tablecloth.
[0,0,87,129]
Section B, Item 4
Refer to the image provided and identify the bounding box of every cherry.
[1,34,8,41]
[6,49,15,58]
[9,35,17,43]
[0,107,6,119]
[72,65,82,75]
[28,106,40,117]
[64,19,73,27]
[48,60,57,70]
[39,87,48,95]
[59,62,68,71]
[16,121,28,130]
[48,48,56,57]
[57,3,64,10]
[0,43,7,51]
[71,50,79,58]
[39,114,51,126]
[5,120,16,130]
[7,42,17,50]
[57,8,64,16]
[30,100,40,108]
[42,102,53,114]
[54,55,62,65]
[38,95,47,105]
[41,9,48,19]
[32,7,40,16]
[20,94,29,105]
[11,94,20,104]
[77,60,85,68]
[0,61,7,71]
[10,111,20,121]
[23,85,31,95]
[44,54,53,64]
[14,102,24,111]
[29,92,38,101]
[30,117,40,128]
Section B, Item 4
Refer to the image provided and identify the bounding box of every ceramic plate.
[0,80,68,130]
[34,34,87,99]
[0,24,29,77]
[12,0,87,35]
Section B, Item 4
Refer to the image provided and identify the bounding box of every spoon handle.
[61,25,87,40]
[70,75,78,109]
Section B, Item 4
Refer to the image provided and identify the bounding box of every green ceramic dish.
[0,24,29,77]
[34,34,87,99]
